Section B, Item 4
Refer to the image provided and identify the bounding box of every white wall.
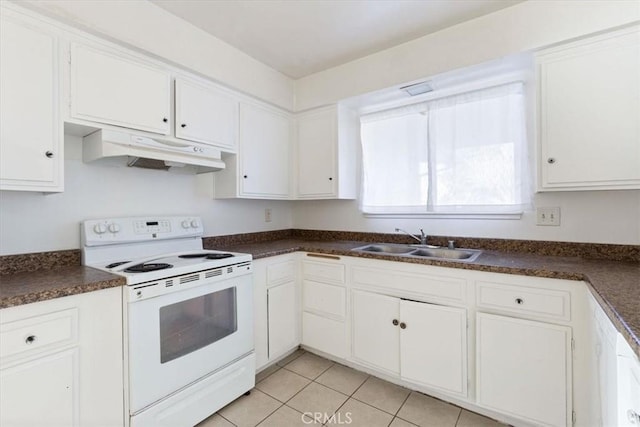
[295,0,640,110]
[0,136,293,255]
[291,191,640,245]
[20,0,294,110]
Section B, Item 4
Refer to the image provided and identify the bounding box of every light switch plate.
[536,207,560,226]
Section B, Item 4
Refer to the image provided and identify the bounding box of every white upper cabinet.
[213,102,291,199]
[536,26,640,191]
[175,78,238,150]
[0,10,62,192]
[70,43,171,135]
[295,105,357,199]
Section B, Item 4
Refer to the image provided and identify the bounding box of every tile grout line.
[217,412,237,427]
[454,406,463,427]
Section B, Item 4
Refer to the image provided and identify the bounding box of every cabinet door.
[617,337,640,427]
[296,108,336,197]
[0,349,78,426]
[477,313,571,427]
[71,43,171,135]
[400,300,467,396]
[538,27,640,190]
[268,281,298,359]
[239,102,290,198]
[0,14,61,191]
[351,290,399,374]
[175,79,238,149]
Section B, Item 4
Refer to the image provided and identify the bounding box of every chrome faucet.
[395,228,428,245]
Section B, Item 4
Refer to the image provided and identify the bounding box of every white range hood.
[83,129,225,173]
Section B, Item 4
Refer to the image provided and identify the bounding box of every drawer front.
[0,308,78,361]
[302,312,347,359]
[303,259,345,284]
[476,282,571,321]
[303,280,346,320]
[266,260,296,286]
[352,266,466,304]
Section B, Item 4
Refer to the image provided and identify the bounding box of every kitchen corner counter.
[0,266,125,309]
[212,238,640,359]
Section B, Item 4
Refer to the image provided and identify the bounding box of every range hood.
[83,129,225,173]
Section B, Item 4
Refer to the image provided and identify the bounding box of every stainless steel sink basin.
[410,247,481,261]
[352,243,482,262]
[355,244,414,254]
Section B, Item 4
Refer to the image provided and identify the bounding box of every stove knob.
[108,223,121,233]
[93,223,107,235]
[181,220,191,229]
[190,220,200,228]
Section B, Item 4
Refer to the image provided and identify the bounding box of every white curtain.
[360,82,531,214]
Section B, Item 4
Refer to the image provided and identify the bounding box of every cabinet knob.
[400,322,407,329]
[547,158,556,164]
[45,151,54,158]
[181,123,187,128]
[515,298,524,305]
[392,319,399,326]
[25,335,37,344]
[328,177,333,181]
[628,409,640,424]
[162,117,168,123]
[243,175,248,179]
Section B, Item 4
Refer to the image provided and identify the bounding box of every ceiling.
[150,0,523,79]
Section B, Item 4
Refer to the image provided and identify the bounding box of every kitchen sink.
[352,243,482,262]
[355,244,415,254]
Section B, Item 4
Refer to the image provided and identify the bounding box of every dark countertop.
[211,239,640,358]
[0,265,125,309]
[0,237,637,358]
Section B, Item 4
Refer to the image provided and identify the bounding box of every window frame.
[359,73,533,220]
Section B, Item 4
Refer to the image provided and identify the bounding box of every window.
[360,82,531,216]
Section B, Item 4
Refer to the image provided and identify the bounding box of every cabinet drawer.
[303,259,345,284]
[352,266,466,304]
[267,260,296,285]
[0,308,78,361]
[476,282,571,321]
[303,280,345,320]
[302,312,347,359]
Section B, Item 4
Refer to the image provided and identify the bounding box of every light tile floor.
[198,349,506,427]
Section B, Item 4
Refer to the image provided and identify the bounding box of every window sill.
[362,212,523,220]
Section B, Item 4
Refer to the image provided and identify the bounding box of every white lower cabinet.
[0,348,77,426]
[0,287,124,427]
[476,313,572,427]
[301,255,348,359]
[268,281,298,359]
[253,255,300,370]
[352,290,467,396]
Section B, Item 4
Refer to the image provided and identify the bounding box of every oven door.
[127,274,253,414]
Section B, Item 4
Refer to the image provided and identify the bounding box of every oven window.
[159,286,237,363]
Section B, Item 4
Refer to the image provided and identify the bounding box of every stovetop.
[90,250,252,285]
[81,216,252,286]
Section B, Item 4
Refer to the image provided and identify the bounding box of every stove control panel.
[82,216,204,246]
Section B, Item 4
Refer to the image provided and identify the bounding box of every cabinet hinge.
[572,410,576,425]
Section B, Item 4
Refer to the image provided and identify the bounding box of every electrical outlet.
[536,207,560,226]
[264,208,272,223]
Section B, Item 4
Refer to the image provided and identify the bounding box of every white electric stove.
[81,216,255,427]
